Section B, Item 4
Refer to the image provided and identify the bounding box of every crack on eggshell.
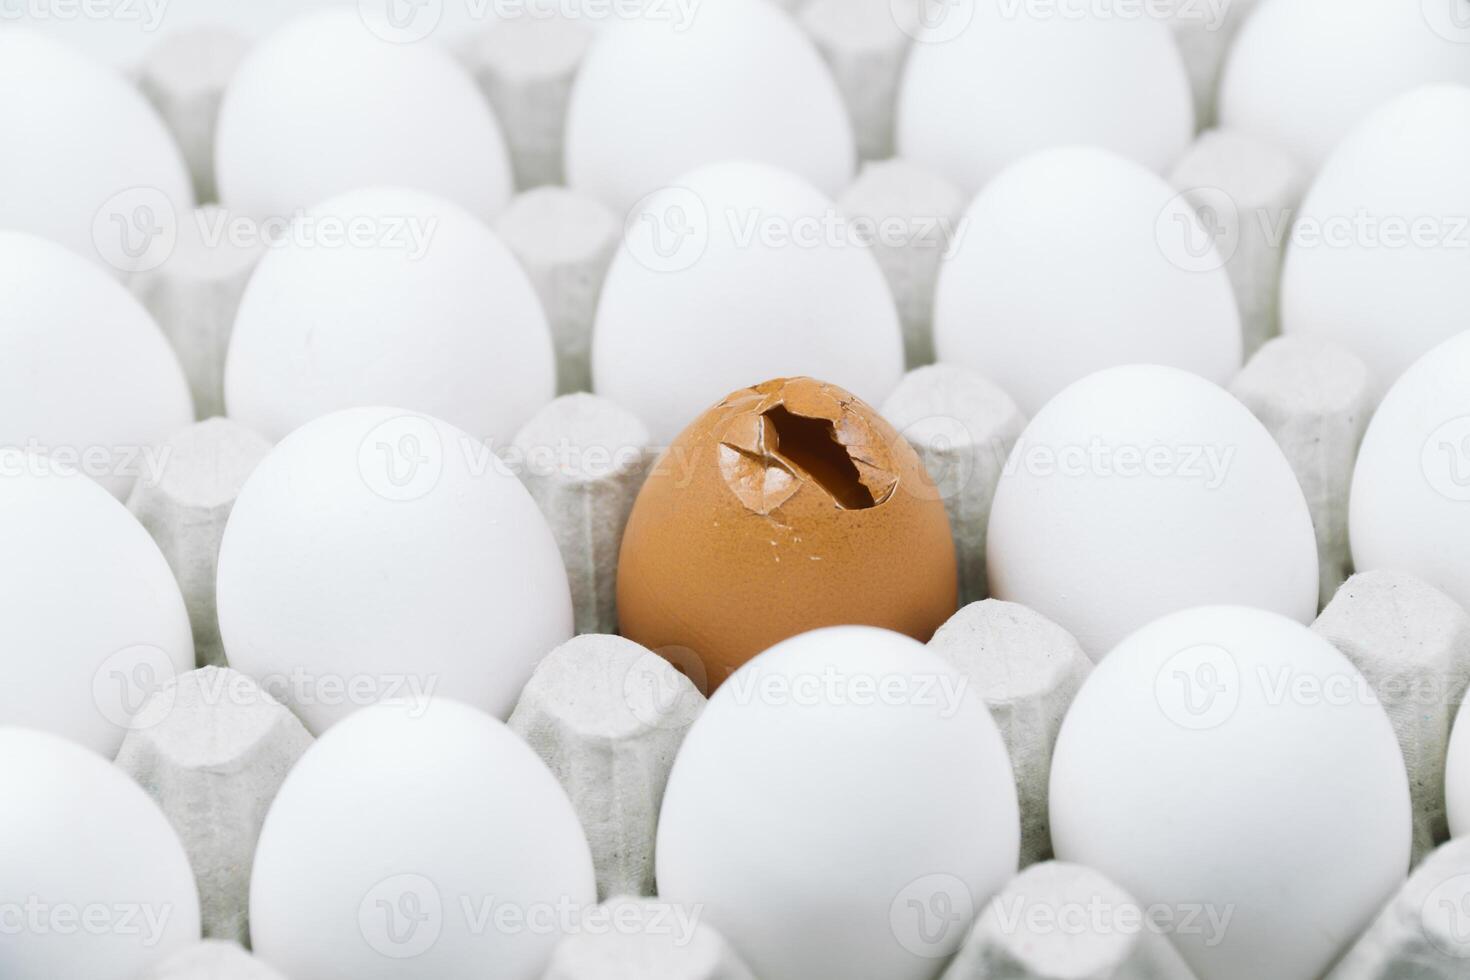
[716,378,899,515]
[718,439,802,514]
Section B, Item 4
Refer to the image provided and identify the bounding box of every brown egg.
[617,377,957,692]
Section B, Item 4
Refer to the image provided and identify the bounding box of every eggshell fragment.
[656,626,1019,980]
[618,377,957,691]
[250,699,595,980]
[0,727,201,979]
[215,407,572,734]
[987,365,1317,659]
[1051,606,1411,980]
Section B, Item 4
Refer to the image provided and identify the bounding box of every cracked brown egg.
[617,377,957,692]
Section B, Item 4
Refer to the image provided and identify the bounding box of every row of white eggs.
[12,0,1470,209]
[13,602,1470,980]
[3,83,1470,459]
[2,4,1470,979]
[2,343,1470,975]
[8,320,1470,760]
[2,5,1469,441]
[2,341,1470,977]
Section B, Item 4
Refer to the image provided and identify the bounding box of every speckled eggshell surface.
[617,377,957,692]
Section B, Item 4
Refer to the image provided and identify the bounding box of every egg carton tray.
[120,372,1470,980]
[10,2,1470,978]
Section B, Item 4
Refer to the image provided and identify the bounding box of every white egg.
[1280,85,1470,396]
[1449,696,1470,838]
[1350,330,1470,613]
[656,626,1019,980]
[0,30,192,272]
[0,727,200,978]
[1219,0,1470,172]
[0,231,192,500]
[18,0,341,69]
[225,187,554,446]
[216,406,572,734]
[564,0,854,213]
[32,1,512,70]
[250,699,595,980]
[1050,606,1410,980]
[592,161,904,443]
[0,461,193,756]
[895,1,1193,194]
[987,365,1317,659]
[933,146,1241,415]
[215,9,512,221]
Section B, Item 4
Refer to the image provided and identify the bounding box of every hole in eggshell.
[762,405,877,510]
